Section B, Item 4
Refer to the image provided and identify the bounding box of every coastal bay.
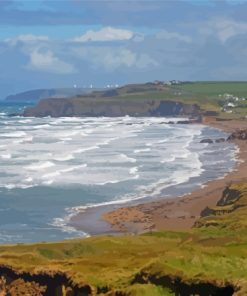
[101,119,247,233]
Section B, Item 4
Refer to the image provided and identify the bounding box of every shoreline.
[101,119,247,233]
[69,119,247,235]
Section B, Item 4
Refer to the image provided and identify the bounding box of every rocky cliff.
[23,97,200,118]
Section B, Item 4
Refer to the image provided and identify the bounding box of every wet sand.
[70,119,247,234]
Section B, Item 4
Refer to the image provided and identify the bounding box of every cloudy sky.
[0,0,247,98]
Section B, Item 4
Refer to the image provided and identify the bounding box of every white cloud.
[73,26,134,42]
[72,46,157,70]
[5,34,49,45]
[27,48,77,74]
[199,18,247,42]
[156,30,192,43]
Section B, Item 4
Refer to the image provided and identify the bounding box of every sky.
[1,0,247,98]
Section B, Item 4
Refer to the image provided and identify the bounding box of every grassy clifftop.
[0,183,247,294]
[23,81,247,118]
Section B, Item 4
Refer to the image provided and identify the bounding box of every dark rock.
[200,139,214,144]
[176,120,190,124]
[215,138,226,143]
[227,129,247,141]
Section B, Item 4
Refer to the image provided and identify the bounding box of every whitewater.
[0,102,237,243]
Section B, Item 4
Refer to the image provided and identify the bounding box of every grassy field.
[176,81,247,96]
[0,183,247,294]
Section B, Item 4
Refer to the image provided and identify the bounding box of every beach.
[100,119,247,233]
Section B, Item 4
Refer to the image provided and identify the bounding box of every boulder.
[200,139,214,144]
[227,129,247,141]
[215,138,226,143]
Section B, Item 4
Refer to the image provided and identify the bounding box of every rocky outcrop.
[215,137,226,143]
[200,186,242,218]
[23,97,201,118]
[200,139,214,144]
[227,129,247,141]
[200,138,226,144]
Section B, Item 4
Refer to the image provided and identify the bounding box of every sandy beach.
[101,119,247,233]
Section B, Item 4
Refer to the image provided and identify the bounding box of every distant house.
[154,80,163,85]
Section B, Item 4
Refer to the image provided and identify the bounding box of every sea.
[0,101,237,243]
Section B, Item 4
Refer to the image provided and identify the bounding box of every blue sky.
[1,0,247,97]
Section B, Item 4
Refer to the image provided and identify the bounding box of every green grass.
[1,183,247,294]
[92,81,247,117]
[176,81,247,96]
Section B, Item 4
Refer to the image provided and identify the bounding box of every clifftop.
[22,81,247,118]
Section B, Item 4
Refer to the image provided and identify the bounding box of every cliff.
[23,97,201,117]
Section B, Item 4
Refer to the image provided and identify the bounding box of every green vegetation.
[88,81,247,118]
[0,183,247,294]
[24,81,247,119]
[176,81,247,96]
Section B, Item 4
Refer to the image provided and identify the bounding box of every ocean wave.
[96,179,122,186]
[4,183,34,190]
[13,136,33,144]
[26,161,55,171]
[32,124,51,129]
[17,119,32,124]
[53,154,75,161]
[161,155,176,163]
[0,131,26,138]
[42,164,88,180]
[74,146,100,153]
[56,131,80,137]
[0,153,11,159]
[42,171,61,179]
[60,137,72,141]
[119,153,137,163]
[51,217,90,237]
[129,166,138,175]
[60,164,88,173]
[134,148,151,153]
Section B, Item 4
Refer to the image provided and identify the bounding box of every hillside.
[5,88,100,103]
[0,183,246,294]
[23,81,247,118]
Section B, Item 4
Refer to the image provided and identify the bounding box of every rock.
[176,120,190,124]
[215,138,225,143]
[227,129,247,141]
[200,139,214,144]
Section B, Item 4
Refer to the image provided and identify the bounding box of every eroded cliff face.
[0,265,93,296]
[23,97,201,118]
[0,264,237,296]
